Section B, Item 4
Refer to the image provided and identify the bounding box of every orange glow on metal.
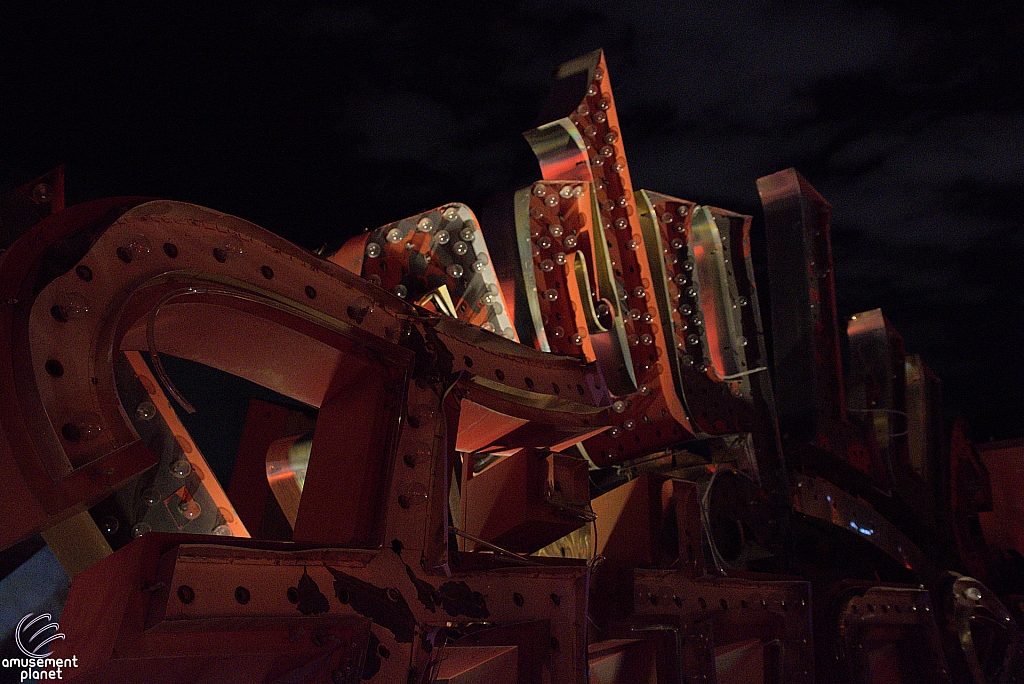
[525,51,698,465]
[124,350,249,537]
[519,181,604,359]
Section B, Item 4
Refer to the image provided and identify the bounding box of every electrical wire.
[146,288,202,413]
[144,281,371,414]
[700,468,729,576]
[848,407,910,437]
[448,527,544,566]
[714,365,768,382]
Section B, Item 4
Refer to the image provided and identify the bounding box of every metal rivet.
[177,585,195,604]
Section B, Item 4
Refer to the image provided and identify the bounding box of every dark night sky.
[2,2,1022,440]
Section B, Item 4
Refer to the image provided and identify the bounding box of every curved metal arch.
[0,199,612,551]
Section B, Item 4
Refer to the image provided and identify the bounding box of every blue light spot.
[849,521,874,536]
